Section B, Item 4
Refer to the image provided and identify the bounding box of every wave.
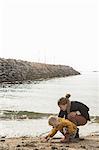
[0,110,55,120]
[0,110,99,123]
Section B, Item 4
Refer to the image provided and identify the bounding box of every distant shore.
[0,132,99,150]
[0,58,80,83]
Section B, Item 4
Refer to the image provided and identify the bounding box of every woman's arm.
[58,110,68,118]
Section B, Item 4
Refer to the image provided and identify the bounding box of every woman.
[58,93,90,138]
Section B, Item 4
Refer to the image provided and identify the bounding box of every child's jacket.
[47,118,77,138]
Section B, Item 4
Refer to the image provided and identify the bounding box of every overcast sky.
[0,0,99,71]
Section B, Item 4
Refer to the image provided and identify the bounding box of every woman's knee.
[67,113,77,124]
[67,113,87,126]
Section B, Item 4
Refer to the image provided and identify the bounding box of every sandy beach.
[0,132,99,150]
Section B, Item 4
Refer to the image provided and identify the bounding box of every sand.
[0,132,99,150]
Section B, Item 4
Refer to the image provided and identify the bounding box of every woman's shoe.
[75,128,79,139]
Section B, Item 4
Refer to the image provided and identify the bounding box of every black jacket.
[58,101,90,121]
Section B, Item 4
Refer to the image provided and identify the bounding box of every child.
[45,115,77,142]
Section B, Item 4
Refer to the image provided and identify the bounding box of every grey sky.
[0,0,99,71]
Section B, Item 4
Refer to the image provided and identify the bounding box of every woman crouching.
[58,93,90,138]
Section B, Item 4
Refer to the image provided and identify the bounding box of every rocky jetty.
[0,58,80,83]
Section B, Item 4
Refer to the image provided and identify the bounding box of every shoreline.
[0,118,99,139]
[0,132,99,150]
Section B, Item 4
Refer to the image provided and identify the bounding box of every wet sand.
[0,132,99,150]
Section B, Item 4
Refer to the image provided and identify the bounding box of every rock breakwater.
[0,58,80,83]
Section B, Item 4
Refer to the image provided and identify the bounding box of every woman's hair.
[65,93,71,99]
[58,93,71,106]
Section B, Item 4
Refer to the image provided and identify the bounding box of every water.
[0,72,99,115]
[0,119,99,138]
[0,71,99,137]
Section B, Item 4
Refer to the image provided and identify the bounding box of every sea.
[0,71,99,137]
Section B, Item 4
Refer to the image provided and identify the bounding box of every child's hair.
[48,115,57,126]
[58,93,71,106]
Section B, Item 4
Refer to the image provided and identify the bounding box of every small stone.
[16,144,21,147]
[22,141,24,143]
[0,139,5,142]
[51,146,58,150]
[61,148,68,150]
[1,136,6,138]
[80,145,86,149]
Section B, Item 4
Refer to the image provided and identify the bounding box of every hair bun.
[65,93,71,99]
